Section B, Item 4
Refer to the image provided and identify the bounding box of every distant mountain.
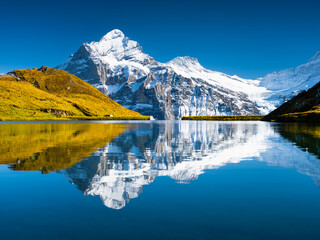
[0,66,144,120]
[263,80,320,121]
[58,29,275,119]
[260,49,320,103]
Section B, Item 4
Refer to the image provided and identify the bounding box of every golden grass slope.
[270,106,320,122]
[0,66,148,120]
[0,122,128,172]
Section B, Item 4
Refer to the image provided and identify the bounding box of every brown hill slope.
[0,66,147,120]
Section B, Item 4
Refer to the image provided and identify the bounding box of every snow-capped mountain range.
[58,29,320,119]
[261,50,320,102]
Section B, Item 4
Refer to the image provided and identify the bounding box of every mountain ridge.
[58,29,320,119]
[58,29,276,119]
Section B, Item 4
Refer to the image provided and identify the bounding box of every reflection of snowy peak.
[88,122,273,209]
[85,157,155,209]
[58,29,278,119]
[63,121,320,210]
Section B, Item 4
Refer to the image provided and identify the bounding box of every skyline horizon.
[1,0,320,78]
[1,27,320,80]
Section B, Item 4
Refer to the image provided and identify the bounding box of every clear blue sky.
[1,0,319,78]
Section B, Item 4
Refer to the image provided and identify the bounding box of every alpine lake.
[1,120,320,240]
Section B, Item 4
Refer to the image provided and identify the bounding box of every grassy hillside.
[0,122,128,173]
[182,115,265,121]
[266,107,320,122]
[263,81,320,122]
[0,66,148,120]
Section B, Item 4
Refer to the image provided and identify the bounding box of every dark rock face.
[103,70,261,120]
[61,45,101,85]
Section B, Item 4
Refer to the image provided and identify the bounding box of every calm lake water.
[1,120,320,240]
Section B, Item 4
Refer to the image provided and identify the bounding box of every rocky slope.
[58,29,276,119]
[0,66,145,120]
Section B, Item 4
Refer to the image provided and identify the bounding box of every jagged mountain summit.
[58,29,276,119]
[58,29,157,88]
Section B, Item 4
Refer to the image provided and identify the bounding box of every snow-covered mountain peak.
[166,56,207,77]
[167,56,201,67]
[100,29,125,42]
[73,29,155,67]
[166,56,203,72]
[86,29,148,63]
[308,49,320,62]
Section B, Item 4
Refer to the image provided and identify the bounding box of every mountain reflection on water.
[1,121,320,210]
